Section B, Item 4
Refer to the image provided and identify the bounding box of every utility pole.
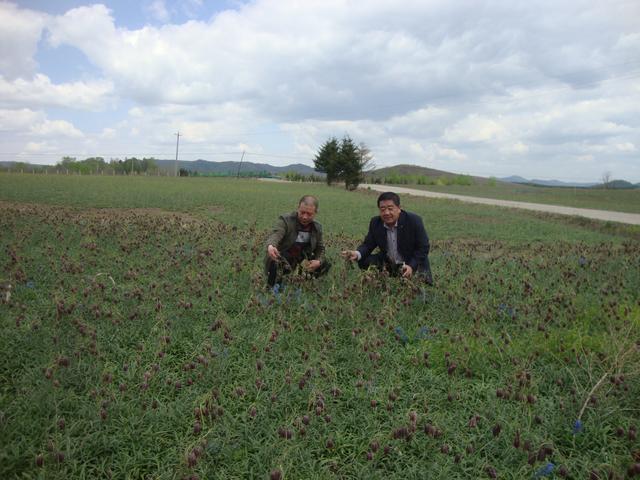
[174,132,181,177]
[236,150,245,178]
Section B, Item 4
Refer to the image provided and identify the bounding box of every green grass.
[1,174,638,242]
[382,181,640,214]
[1,174,639,479]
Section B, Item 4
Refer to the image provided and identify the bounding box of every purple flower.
[394,326,409,345]
[572,419,583,434]
[534,462,555,478]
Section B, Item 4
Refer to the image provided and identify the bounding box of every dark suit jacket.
[357,210,431,275]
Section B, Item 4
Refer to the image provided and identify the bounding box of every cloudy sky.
[1,0,639,182]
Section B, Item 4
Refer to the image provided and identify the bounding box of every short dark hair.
[377,192,400,207]
[299,195,319,211]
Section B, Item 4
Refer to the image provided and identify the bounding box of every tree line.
[369,173,475,186]
[57,157,160,175]
[0,157,163,175]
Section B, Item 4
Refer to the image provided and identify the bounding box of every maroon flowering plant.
[0,177,638,478]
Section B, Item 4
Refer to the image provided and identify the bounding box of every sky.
[1,0,639,182]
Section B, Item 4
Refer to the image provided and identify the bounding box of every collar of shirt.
[383,221,398,231]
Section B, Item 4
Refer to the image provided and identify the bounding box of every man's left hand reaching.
[305,260,321,271]
[401,263,413,278]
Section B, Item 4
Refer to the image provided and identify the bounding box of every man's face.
[378,199,401,226]
[297,203,317,226]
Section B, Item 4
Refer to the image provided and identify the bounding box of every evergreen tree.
[313,137,340,185]
[314,136,375,190]
[340,136,361,190]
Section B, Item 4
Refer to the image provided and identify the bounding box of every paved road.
[360,184,640,226]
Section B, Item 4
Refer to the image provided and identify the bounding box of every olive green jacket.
[264,211,325,272]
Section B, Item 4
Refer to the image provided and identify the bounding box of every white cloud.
[0,108,43,132]
[114,102,272,156]
[433,145,467,162]
[0,74,113,110]
[575,154,595,163]
[501,142,529,155]
[147,0,171,23]
[0,0,638,181]
[100,128,117,139]
[444,115,507,143]
[42,1,640,123]
[0,3,48,79]
[24,141,53,152]
[0,108,82,159]
[30,119,83,138]
[615,142,636,152]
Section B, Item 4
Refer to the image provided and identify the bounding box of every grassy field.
[1,174,639,479]
[377,181,640,214]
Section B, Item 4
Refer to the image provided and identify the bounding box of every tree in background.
[314,136,374,190]
[107,157,158,174]
[340,136,361,190]
[345,141,375,190]
[55,156,158,174]
[313,137,341,185]
[358,142,375,172]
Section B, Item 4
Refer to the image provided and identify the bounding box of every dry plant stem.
[93,272,116,285]
[577,370,610,421]
[577,342,638,422]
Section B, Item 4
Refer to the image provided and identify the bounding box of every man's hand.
[401,263,413,278]
[341,250,359,262]
[305,260,321,271]
[267,244,280,261]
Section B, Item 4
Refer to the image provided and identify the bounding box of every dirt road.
[360,184,640,226]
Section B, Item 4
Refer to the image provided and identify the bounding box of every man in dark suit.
[342,192,433,285]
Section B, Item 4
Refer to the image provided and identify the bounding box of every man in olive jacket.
[265,195,330,287]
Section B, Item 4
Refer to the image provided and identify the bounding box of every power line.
[0,151,247,156]
[0,150,312,160]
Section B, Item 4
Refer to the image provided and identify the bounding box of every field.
[1,174,639,479]
[375,182,640,214]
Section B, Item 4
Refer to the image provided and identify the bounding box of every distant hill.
[0,161,48,170]
[501,175,639,189]
[531,179,598,187]
[369,164,453,177]
[368,164,495,184]
[500,175,530,184]
[591,180,639,190]
[154,159,320,176]
[2,159,638,188]
[0,159,320,177]
[500,176,598,188]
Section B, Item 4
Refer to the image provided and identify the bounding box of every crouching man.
[342,192,433,285]
[265,195,331,287]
